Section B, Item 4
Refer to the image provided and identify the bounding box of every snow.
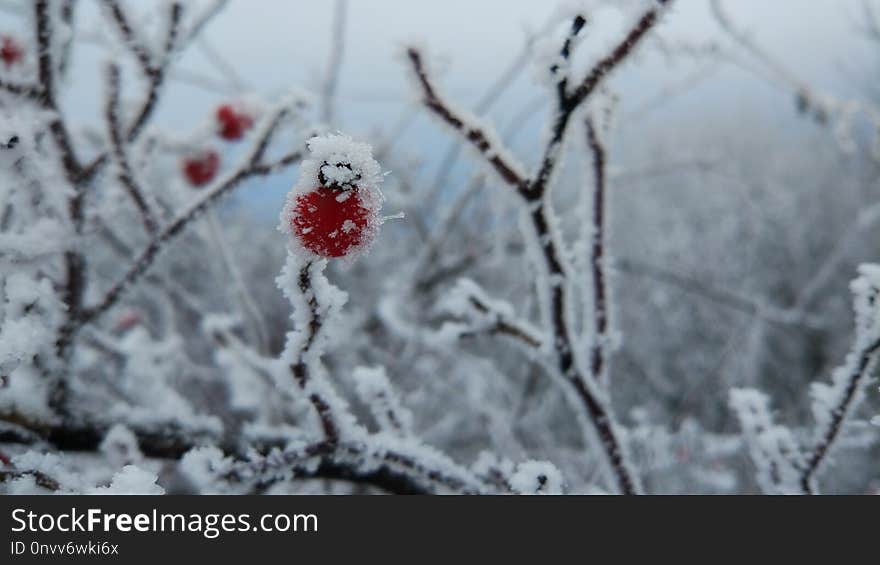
[353,366,413,436]
[88,465,165,495]
[179,446,237,494]
[100,424,143,466]
[729,388,802,494]
[510,460,565,494]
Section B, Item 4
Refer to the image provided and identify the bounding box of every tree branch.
[290,261,340,445]
[799,334,880,493]
[402,6,670,493]
[105,63,158,234]
[530,1,668,200]
[585,118,610,385]
[68,105,302,336]
[405,48,529,193]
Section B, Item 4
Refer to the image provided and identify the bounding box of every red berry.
[1,36,23,68]
[216,104,254,141]
[291,187,372,258]
[182,149,220,187]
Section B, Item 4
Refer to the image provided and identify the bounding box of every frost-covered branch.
[284,259,344,444]
[76,0,188,182]
[729,389,803,494]
[353,367,413,437]
[438,278,543,350]
[733,265,880,494]
[101,0,183,141]
[799,265,880,493]
[403,4,671,494]
[265,254,500,494]
[585,118,610,385]
[530,1,669,200]
[73,104,304,334]
[420,17,555,215]
[104,63,158,235]
[0,467,60,491]
[0,77,40,99]
[405,48,529,192]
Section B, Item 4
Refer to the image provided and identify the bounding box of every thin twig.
[799,336,880,494]
[105,63,158,234]
[585,119,610,385]
[72,107,301,334]
[290,262,339,444]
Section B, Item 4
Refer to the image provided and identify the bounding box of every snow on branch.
[251,251,501,494]
[401,2,669,495]
[733,265,880,494]
[585,117,610,385]
[0,77,40,99]
[353,367,414,437]
[71,101,306,335]
[404,47,529,193]
[436,278,544,351]
[530,1,670,199]
[729,388,803,494]
[278,257,352,445]
[101,0,183,141]
[104,63,158,235]
[799,264,880,493]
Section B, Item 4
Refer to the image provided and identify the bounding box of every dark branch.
[127,1,182,141]
[568,1,669,105]
[528,2,667,200]
[71,107,302,334]
[405,48,529,193]
[402,6,668,492]
[585,119,609,384]
[105,63,158,234]
[0,78,41,99]
[799,336,880,494]
[458,295,543,349]
[290,262,340,445]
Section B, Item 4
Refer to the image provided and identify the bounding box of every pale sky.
[1,0,874,214]
[38,0,871,129]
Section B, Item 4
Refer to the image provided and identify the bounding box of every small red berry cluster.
[181,103,255,187]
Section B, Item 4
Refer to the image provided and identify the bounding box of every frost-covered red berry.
[292,187,372,258]
[182,149,220,187]
[0,36,23,68]
[282,134,384,259]
[216,103,254,141]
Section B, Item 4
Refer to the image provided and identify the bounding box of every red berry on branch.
[1,36,23,68]
[216,103,254,141]
[291,186,372,258]
[283,134,385,259]
[181,149,220,187]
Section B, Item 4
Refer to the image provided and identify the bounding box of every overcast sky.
[2,0,874,215]
[39,0,870,128]
[188,0,870,109]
